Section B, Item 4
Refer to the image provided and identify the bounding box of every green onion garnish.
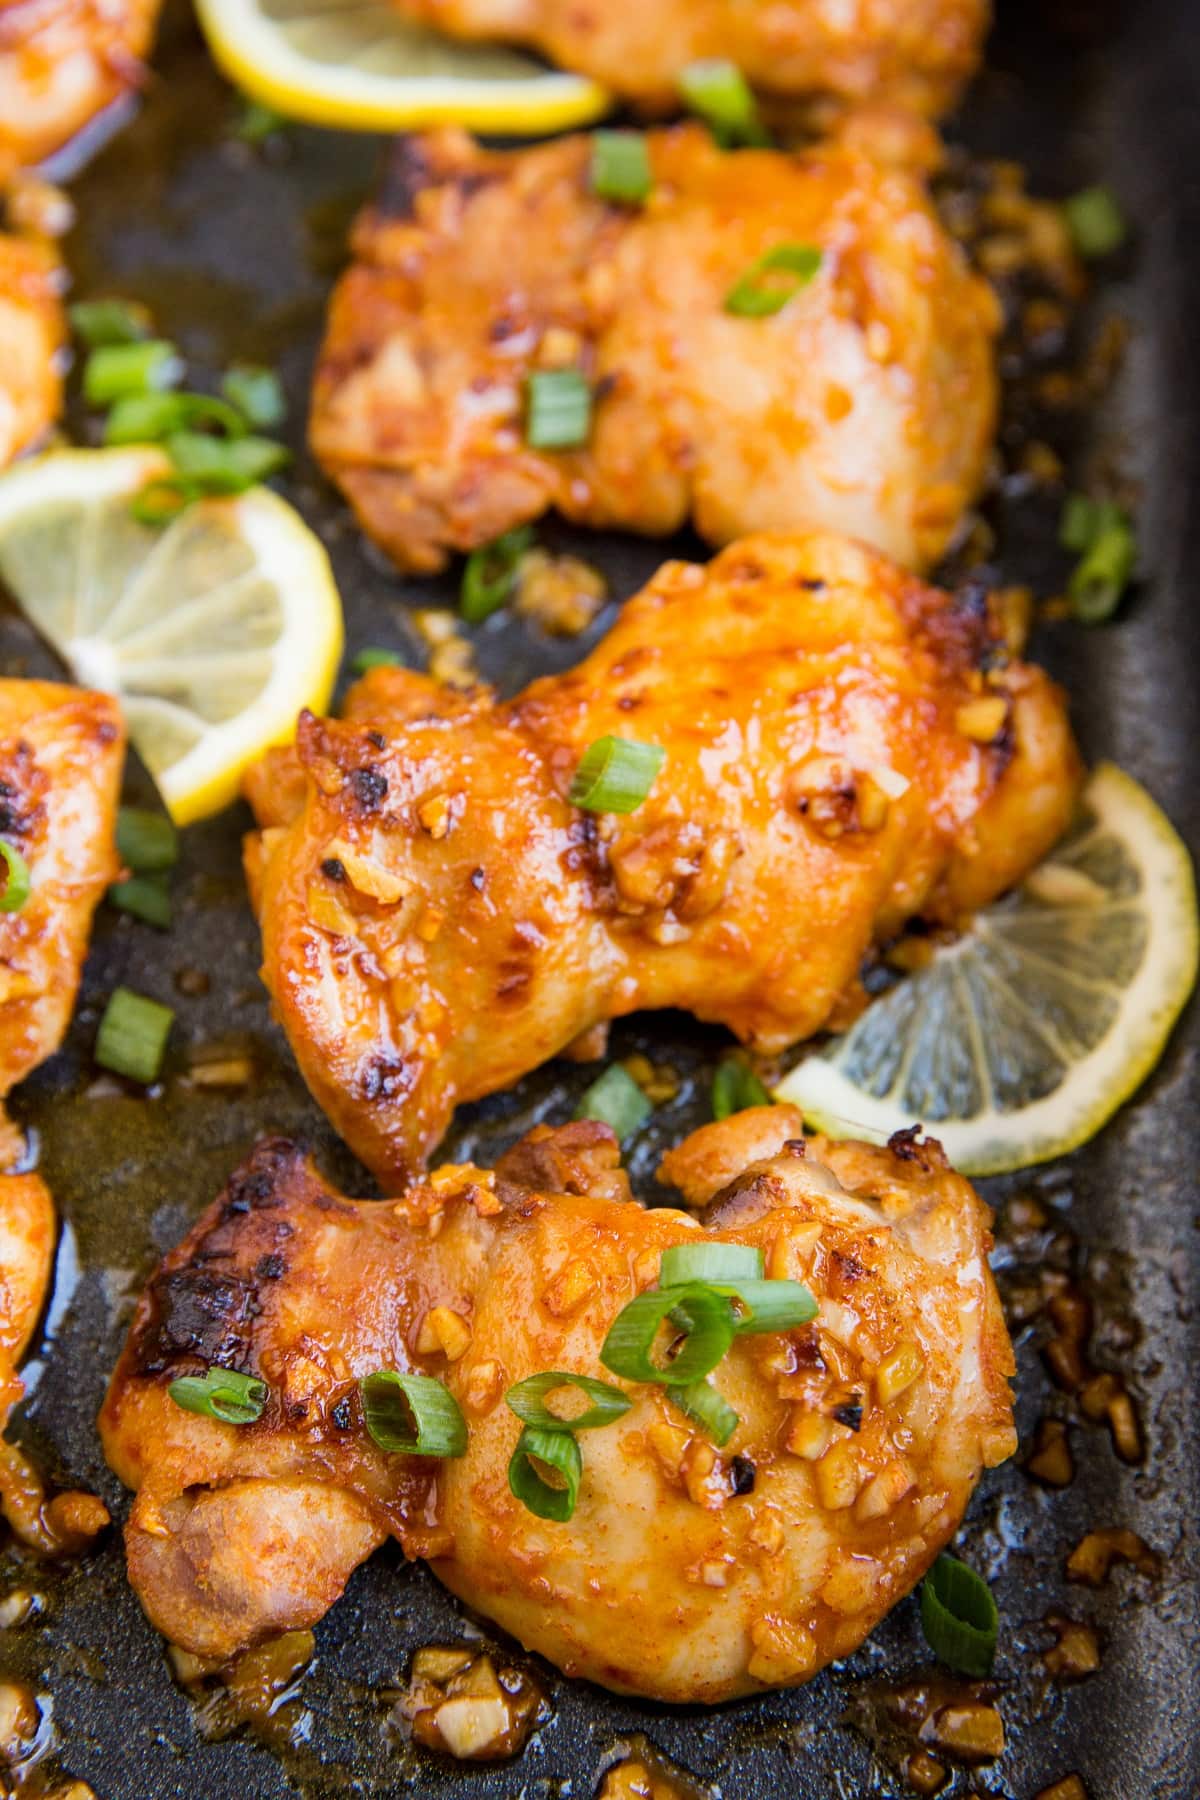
[719,1277,818,1334]
[351,647,403,675]
[234,99,287,144]
[461,525,534,623]
[116,806,178,873]
[0,841,31,913]
[568,735,665,813]
[573,1063,652,1142]
[712,1056,773,1120]
[360,1369,467,1458]
[104,391,247,447]
[95,986,174,1084]
[589,132,653,205]
[168,1365,267,1425]
[109,873,171,929]
[660,1242,763,1288]
[678,60,771,148]
[221,364,286,430]
[919,1553,999,1676]
[1063,185,1126,259]
[725,243,822,318]
[166,431,291,492]
[129,478,196,528]
[600,1283,735,1387]
[68,297,152,349]
[1061,497,1136,624]
[525,369,592,450]
[505,1370,630,1432]
[507,1424,582,1521]
[83,340,182,406]
[673,1377,739,1446]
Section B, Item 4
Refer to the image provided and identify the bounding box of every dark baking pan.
[1,0,1197,1793]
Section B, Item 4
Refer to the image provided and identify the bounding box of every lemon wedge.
[0,448,343,826]
[194,0,610,134]
[777,764,1198,1175]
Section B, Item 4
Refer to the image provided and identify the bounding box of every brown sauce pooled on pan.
[168,1628,316,1751]
[597,1736,716,1800]
[0,1677,94,1797]
[389,1643,549,1761]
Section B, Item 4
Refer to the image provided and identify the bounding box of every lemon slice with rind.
[777,764,1198,1175]
[0,448,343,826]
[195,0,610,134]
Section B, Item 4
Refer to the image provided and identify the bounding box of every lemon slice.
[777,764,1198,1175]
[194,0,610,134]
[0,448,343,826]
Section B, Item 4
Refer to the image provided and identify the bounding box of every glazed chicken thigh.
[245,532,1080,1183]
[389,0,989,118]
[0,230,63,468]
[101,1114,1016,1700]
[0,0,160,180]
[311,125,999,573]
[0,679,124,1122]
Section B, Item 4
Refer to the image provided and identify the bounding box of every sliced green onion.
[505,1370,630,1432]
[508,1424,582,1521]
[234,99,287,144]
[95,986,174,1084]
[221,364,286,430]
[601,1282,735,1387]
[0,841,31,913]
[1069,511,1136,624]
[104,390,247,446]
[1059,492,1106,552]
[919,1553,999,1677]
[725,243,822,318]
[168,1365,267,1425]
[1064,185,1126,259]
[68,297,152,348]
[83,339,182,406]
[589,132,653,205]
[117,806,178,873]
[573,1063,652,1142]
[129,477,198,528]
[718,1277,818,1334]
[712,1057,773,1120]
[673,1377,739,1446]
[660,1242,763,1288]
[525,369,592,450]
[109,873,171,929]
[679,59,771,148]
[166,431,291,492]
[360,1369,467,1458]
[460,525,534,623]
[568,736,665,813]
[351,647,403,675]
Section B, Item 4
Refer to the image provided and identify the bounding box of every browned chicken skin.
[0,230,63,468]
[0,0,159,181]
[100,1116,1016,1699]
[388,0,989,117]
[0,679,124,1112]
[311,125,999,573]
[245,533,1081,1184]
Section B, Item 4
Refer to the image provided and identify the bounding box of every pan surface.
[0,0,1197,1794]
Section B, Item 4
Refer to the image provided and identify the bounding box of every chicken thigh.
[0,679,124,1113]
[0,229,63,468]
[310,125,999,573]
[0,0,160,181]
[244,532,1080,1183]
[100,1114,1016,1701]
[390,0,989,118]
